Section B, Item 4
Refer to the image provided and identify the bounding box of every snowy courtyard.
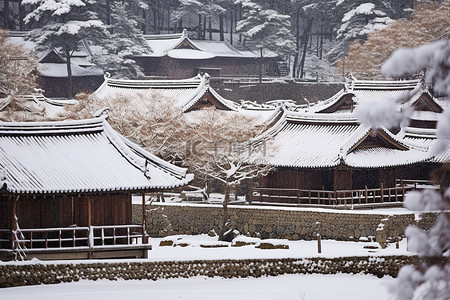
[0,234,408,299]
[0,273,391,300]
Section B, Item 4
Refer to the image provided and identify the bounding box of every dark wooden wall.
[0,193,132,230]
[260,168,335,190]
[136,56,279,79]
[260,165,431,192]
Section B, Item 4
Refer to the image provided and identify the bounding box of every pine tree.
[236,0,295,81]
[326,0,409,64]
[23,0,108,98]
[93,1,152,79]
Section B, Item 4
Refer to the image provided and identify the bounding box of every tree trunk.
[106,0,112,26]
[300,19,313,79]
[208,17,212,40]
[292,10,300,77]
[259,48,263,84]
[218,182,231,241]
[3,0,10,29]
[65,49,73,99]
[319,20,324,60]
[219,13,224,41]
[202,15,207,40]
[197,14,202,39]
[229,12,233,45]
[153,8,159,34]
[167,5,171,33]
[19,0,24,31]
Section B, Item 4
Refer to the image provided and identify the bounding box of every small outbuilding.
[0,115,193,260]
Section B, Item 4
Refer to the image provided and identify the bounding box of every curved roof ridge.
[181,74,238,112]
[101,74,202,89]
[285,110,358,123]
[0,115,105,134]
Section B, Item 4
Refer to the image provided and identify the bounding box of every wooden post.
[87,194,92,250]
[308,189,311,204]
[380,183,384,203]
[11,196,17,251]
[142,192,148,244]
[402,182,405,201]
[365,185,368,204]
[248,178,253,205]
[317,234,322,254]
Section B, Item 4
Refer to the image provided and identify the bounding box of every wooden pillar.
[380,182,384,203]
[87,194,92,250]
[11,195,17,250]
[142,192,148,243]
[87,194,92,227]
[248,178,253,205]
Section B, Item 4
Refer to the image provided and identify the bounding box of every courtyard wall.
[133,203,439,241]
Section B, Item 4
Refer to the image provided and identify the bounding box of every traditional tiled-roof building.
[0,115,193,260]
[133,29,281,79]
[252,78,448,207]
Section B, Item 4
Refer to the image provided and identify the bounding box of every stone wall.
[133,204,438,241]
[0,255,419,288]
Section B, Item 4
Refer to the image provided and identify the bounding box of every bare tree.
[185,108,273,240]
[62,91,188,162]
[0,30,43,121]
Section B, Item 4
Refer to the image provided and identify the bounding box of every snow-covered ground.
[0,234,411,267]
[144,234,410,262]
[0,273,392,300]
[0,235,407,299]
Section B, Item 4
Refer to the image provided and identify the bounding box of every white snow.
[143,234,410,261]
[342,3,376,23]
[0,273,392,300]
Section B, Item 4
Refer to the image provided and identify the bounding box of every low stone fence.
[0,255,419,288]
[133,203,439,241]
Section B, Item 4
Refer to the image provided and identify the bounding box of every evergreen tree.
[23,0,108,98]
[236,0,295,81]
[93,1,152,79]
[327,0,413,64]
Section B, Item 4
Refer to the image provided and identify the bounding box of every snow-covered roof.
[309,78,423,114]
[6,31,101,79]
[37,63,103,78]
[141,29,273,60]
[253,109,431,169]
[13,92,76,118]
[0,116,193,194]
[94,74,238,112]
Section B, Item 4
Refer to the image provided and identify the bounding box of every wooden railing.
[252,184,418,207]
[2,225,145,251]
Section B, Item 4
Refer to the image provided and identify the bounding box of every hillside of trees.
[0,0,445,81]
